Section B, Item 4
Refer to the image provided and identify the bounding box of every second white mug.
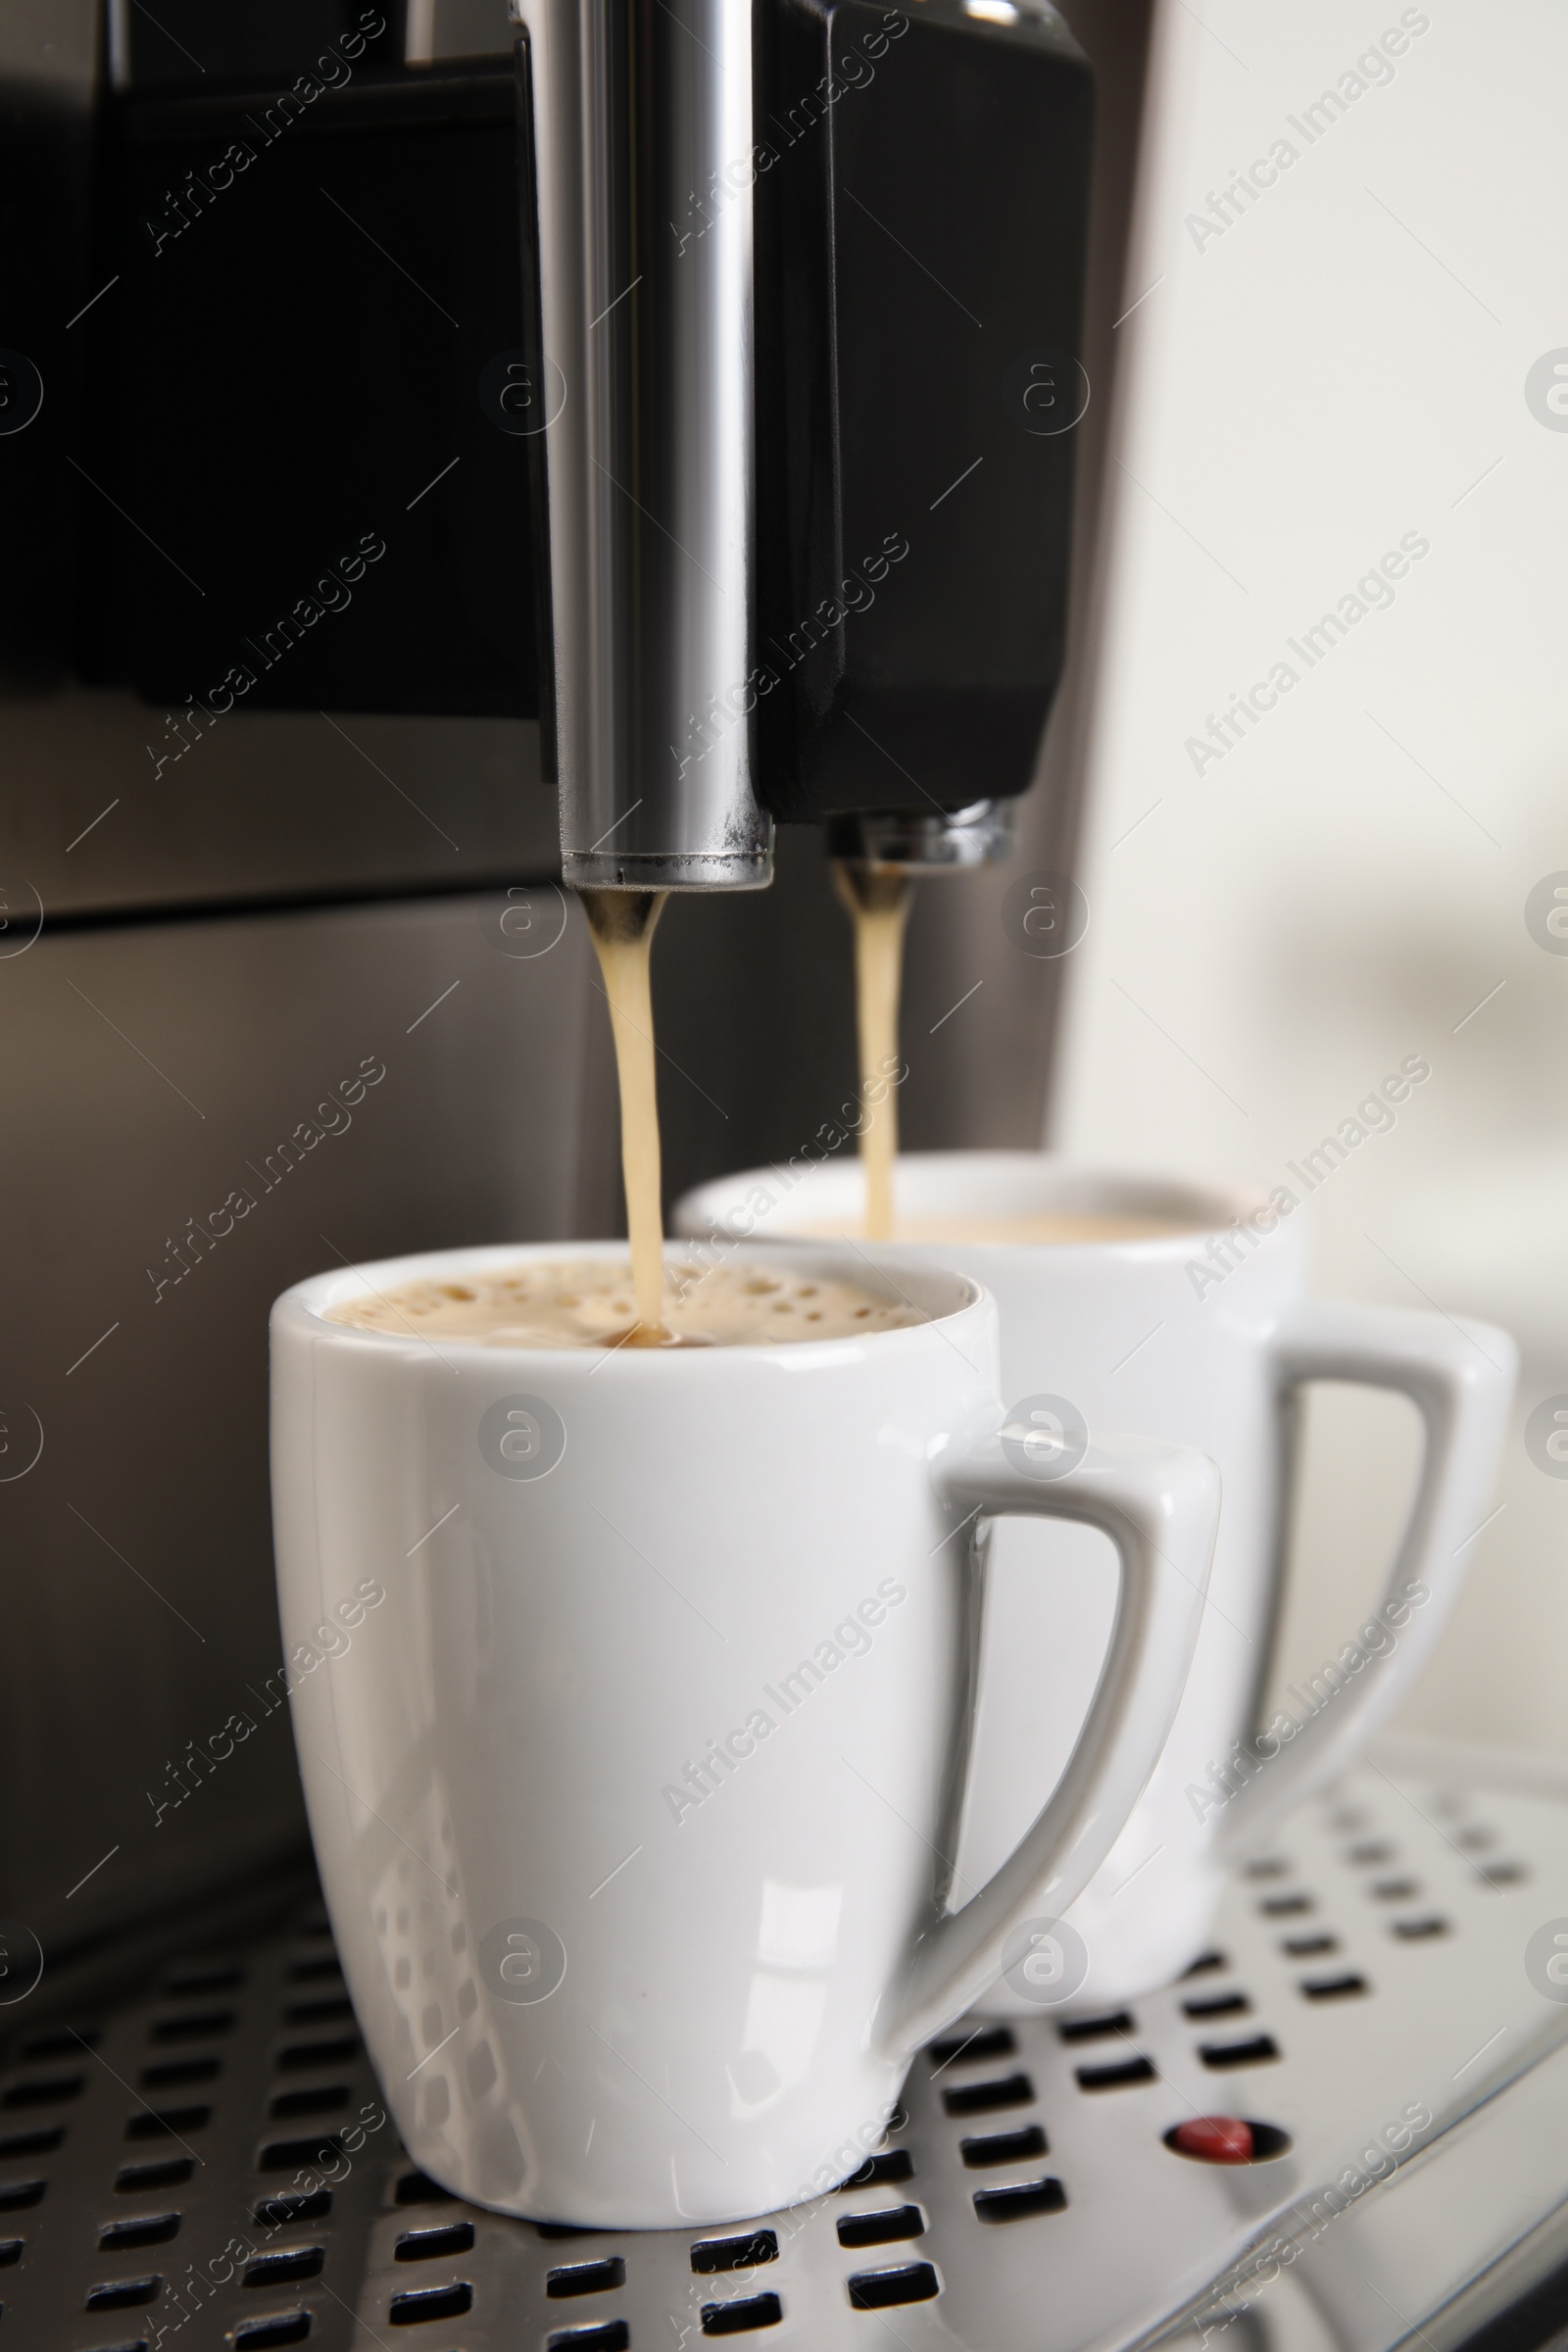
[674,1152,1518,2012]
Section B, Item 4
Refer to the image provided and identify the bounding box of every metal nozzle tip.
[826,800,1018,873]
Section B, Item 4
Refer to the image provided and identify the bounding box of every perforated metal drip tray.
[7,1743,1568,2352]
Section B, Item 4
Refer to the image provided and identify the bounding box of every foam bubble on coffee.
[328,1259,926,1349]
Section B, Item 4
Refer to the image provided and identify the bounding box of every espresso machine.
[5,3,1568,2347]
[0,0,1102,1966]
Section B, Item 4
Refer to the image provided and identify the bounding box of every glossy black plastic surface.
[752,0,1094,821]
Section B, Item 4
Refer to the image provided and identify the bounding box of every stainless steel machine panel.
[0,702,555,922]
[0,891,600,1956]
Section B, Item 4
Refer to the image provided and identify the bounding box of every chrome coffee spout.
[512,0,772,894]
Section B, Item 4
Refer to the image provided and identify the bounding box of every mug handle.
[1212,1298,1516,1860]
[883,1427,1220,2059]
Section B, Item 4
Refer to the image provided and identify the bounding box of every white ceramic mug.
[674,1154,1518,2013]
[270,1239,1220,2226]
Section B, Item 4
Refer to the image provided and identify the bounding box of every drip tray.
[6,1742,1568,2352]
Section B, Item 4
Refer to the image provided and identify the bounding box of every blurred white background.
[1053,0,1568,1756]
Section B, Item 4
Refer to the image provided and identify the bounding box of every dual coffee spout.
[512,0,1095,897]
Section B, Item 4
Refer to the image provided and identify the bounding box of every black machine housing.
[752,0,1093,823]
[4,0,1091,831]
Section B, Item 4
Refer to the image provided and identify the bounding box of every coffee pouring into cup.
[514,0,1093,1329]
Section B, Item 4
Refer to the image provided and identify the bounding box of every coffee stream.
[580,889,670,1341]
[578,864,912,1344]
[577,873,1191,1283]
[833,862,913,1242]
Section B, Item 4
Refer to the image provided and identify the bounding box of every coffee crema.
[328,1259,928,1349]
[790,1210,1202,1246]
